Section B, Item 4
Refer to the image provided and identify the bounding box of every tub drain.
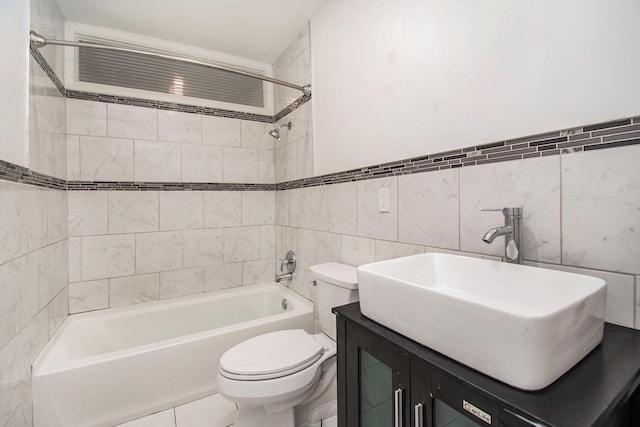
[282,298,288,310]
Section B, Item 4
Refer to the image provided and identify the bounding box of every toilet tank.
[310,263,359,340]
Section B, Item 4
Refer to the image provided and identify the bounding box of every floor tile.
[175,394,237,427]
[116,409,176,427]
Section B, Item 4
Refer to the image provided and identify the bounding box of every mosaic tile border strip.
[30,49,310,124]
[274,93,312,123]
[18,49,640,192]
[0,160,276,191]
[30,47,66,97]
[0,160,66,190]
[3,115,639,192]
[66,181,275,191]
[66,90,273,123]
[276,116,640,190]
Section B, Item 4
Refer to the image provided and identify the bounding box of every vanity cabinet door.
[431,370,497,427]
[342,321,411,427]
[410,361,432,427]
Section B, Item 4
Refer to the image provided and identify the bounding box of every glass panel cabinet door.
[432,371,497,427]
[434,399,484,427]
[359,349,393,427]
[344,323,410,427]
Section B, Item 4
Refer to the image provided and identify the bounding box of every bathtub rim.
[33,282,314,375]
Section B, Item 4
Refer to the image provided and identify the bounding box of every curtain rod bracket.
[30,31,47,49]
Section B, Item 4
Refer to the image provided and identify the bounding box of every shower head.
[268,121,292,140]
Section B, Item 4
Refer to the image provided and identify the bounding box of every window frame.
[63,22,275,115]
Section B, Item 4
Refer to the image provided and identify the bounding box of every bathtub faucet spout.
[275,272,293,282]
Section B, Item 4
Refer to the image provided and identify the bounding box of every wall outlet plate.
[378,188,390,212]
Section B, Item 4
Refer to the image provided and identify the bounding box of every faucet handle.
[280,250,296,273]
[481,207,523,217]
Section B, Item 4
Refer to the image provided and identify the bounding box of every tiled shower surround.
[63,100,281,312]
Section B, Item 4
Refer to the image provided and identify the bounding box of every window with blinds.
[76,36,265,108]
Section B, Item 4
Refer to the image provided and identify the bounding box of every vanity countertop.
[334,302,640,426]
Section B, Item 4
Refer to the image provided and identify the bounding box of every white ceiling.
[54,0,326,63]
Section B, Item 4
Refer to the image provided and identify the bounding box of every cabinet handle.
[414,403,424,427]
[394,388,403,427]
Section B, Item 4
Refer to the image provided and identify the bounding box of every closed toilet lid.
[219,329,324,380]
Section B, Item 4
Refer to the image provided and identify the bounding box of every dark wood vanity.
[334,302,640,427]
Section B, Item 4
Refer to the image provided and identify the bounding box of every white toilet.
[217,262,358,427]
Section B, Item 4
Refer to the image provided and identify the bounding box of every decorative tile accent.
[275,117,640,191]
[0,159,66,190]
[67,90,274,123]
[30,47,65,96]
[4,115,640,194]
[20,44,639,196]
[273,93,312,123]
[66,181,275,191]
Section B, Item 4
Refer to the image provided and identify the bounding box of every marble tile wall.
[66,101,275,184]
[273,24,314,183]
[276,145,640,331]
[29,49,66,181]
[67,190,275,313]
[63,30,305,314]
[1,2,68,426]
[0,182,69,426]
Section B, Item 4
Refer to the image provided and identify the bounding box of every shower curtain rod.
[29,31,311,95]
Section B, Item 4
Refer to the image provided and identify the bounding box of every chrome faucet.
[275,250,296,282]
[481,207,523,264]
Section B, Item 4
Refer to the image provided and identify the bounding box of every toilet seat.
[219,330,324,381]
[217,331,337,407]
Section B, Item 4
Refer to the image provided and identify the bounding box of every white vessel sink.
[357,253,606,390]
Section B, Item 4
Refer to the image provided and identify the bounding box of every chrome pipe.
[29,31,311,95]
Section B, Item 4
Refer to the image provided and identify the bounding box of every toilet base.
[234,405,294,427]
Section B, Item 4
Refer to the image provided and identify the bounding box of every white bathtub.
[33,283,314,427]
